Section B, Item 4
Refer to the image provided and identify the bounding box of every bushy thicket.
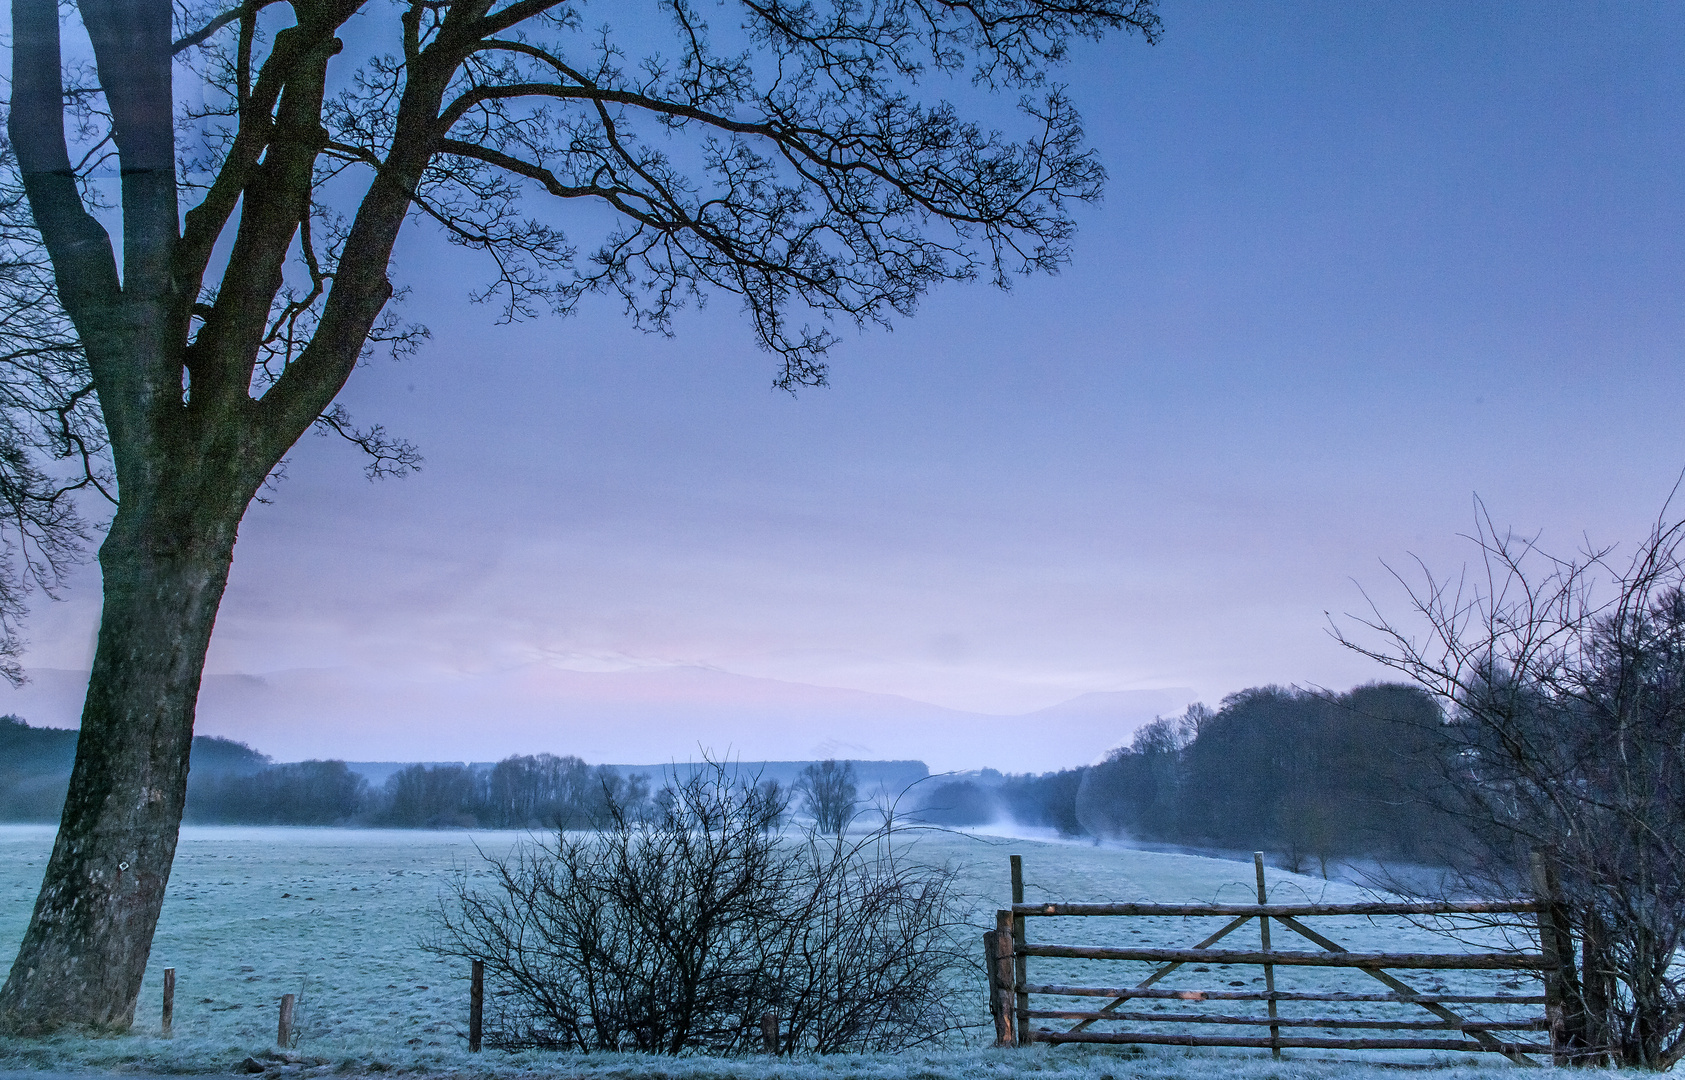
[429,762,971,1054]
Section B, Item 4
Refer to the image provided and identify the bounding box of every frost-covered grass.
[0,825,1564,1077]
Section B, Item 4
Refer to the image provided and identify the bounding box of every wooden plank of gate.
[1271,912,1538,1067]
[1067,912,1255,1033]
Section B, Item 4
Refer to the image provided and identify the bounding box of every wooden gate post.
[994,910,1019,1047]
[983,930,1004,1043]
[469,959,484,1052]
[1010,855,1030,1044]
[1531,852,1573,1065]
[277,993,296,1048]
[161,967,174,1036]
[761,1012,779,1054]
[1254,853,1281,1060]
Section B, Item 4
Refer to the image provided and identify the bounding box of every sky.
[9,0,1685,773]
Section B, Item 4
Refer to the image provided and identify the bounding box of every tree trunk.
[0,501,238,1032]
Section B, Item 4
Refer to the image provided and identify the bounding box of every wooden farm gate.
[984,853,1569,1064]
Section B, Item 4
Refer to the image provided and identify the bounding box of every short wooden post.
[1009,855,1031,1044]
[760,1011,778,1054]
[277,992,296,1048]
[469,959,484,1052]
[1254,852,1281,1060]
[1531,851,1571,1065]
[994,909,1018,1047]
[161,967,175,1036]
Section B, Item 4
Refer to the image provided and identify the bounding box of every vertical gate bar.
[1254,852,1281,1059]
[1011,855,1030,1043]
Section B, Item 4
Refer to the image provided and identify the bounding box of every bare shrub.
[428,762,972,1054]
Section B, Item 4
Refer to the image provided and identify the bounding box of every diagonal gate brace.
[1271,913,1538,1067]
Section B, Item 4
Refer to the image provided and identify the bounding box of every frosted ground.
[0,825,1580,1078]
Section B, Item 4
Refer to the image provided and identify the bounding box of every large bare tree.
[1338,502,1685,1068]
[0,0,1161,1033]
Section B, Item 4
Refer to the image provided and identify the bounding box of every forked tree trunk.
[1,0,425,1029]
[0,498,240,1031]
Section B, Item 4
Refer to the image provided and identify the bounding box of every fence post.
[469,959,484,1052]
[983,930,1004,1043]
[761,1012,779,1054]
[161,967,174,1036]
[1253,853,1281,1060]
[994,909,1018,1047]
[1531,851,1572,1066]
[1010,855,1031,1044]
[277,993,296,1048]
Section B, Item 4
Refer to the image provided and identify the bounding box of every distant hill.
[0,716,270,822]
[0,666,1193,772]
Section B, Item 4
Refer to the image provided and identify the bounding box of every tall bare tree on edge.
[0,0,1161,1032]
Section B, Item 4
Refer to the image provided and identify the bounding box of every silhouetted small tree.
[795,760,858,835]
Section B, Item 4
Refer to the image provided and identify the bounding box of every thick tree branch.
[8,0,121,322]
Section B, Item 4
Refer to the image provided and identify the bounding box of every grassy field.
[0,825,1566,1078]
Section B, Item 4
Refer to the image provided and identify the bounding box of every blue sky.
[12,0,1685,772]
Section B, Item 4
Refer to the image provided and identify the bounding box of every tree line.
[914,682,1449,872]
[186,755,661,829]
[2,720,868,833]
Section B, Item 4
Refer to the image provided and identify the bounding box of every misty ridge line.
[0,665,1196,773]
